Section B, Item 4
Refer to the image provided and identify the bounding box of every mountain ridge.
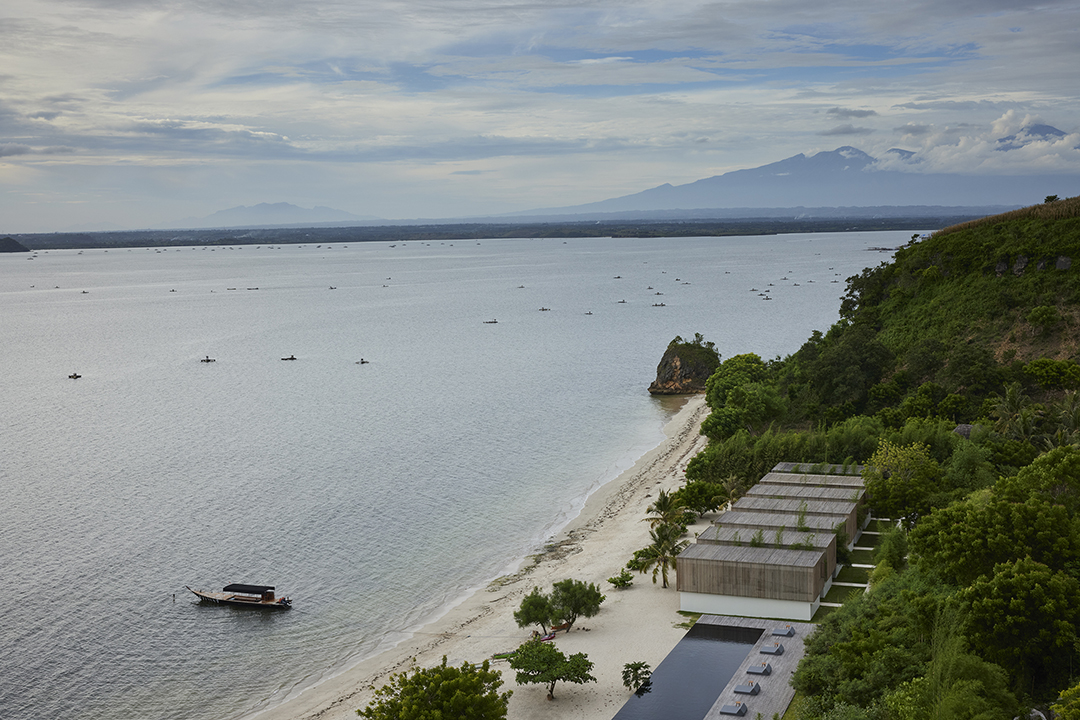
[510,129,1080,217]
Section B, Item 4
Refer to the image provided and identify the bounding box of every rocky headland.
[648,333,720,394]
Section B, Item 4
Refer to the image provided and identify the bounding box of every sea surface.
[0,232,905,720]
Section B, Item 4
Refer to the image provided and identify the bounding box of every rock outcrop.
[648,335,720,395]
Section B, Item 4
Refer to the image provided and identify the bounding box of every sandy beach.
[255,394,711,720]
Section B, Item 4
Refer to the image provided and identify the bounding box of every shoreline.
[253,394,710,720]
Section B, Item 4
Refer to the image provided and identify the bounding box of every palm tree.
[643,489,689,530]
[627,523,690,588]
[720,473,744,508]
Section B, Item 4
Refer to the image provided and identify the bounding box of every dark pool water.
[612,624,763,720]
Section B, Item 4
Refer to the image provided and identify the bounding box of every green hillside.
[850,194,1080,366]
[676,196,1080,718]
[684,196,1080,486]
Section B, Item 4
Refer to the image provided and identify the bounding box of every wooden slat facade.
[676,544,827,602]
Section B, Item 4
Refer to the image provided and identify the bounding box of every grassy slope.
[871,197,1080,365]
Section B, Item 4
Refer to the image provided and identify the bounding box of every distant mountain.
[162,202,383,229]
[514,126,1080,218]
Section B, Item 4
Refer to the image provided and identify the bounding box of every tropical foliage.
[508,639,596,700]
[357,656,510,720]
[621,661,652,693]
[667,198,1080,718]
[513,579,605,634]
[626,523,690,588]
[548,579,605,632]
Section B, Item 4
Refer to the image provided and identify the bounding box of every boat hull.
[187,587,292,609]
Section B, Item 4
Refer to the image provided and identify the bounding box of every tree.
[958,557,1080,698]
[643,489,693,531]
[705,353,769,409]
[508,639,596,700]
[862,440,941,526]
[549,579,604,632]
[995,444,1080,513]
[909,496,1080,586]
[627,522,690,588]
[514,587,555,635]
[672,480,727,517]
[622,661,652,693]
[881,606,1019,720]
[1027,305,1063,335]
[872,524,908,573]
[1052,679,1080,720]
[793,568,947,709]
[725,381,787,434]
[357,656,510,720]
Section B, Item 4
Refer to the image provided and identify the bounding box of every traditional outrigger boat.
[187,584,292,609]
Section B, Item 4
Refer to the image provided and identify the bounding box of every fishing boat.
[187,584,292,609]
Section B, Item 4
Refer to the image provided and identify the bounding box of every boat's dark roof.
[223,584,275,594]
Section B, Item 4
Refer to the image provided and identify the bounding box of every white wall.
[680,592,820,622]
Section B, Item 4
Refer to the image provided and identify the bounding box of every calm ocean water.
[0,232,905,720]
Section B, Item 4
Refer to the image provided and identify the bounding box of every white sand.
[255,394,711,720]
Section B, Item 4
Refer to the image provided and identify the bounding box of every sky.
[2,0,1080,232]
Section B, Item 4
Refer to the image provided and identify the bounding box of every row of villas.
[677,463,869,621]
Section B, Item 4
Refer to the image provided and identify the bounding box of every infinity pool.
[612,624,763,720]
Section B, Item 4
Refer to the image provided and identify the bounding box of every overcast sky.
[2,0,1079,232]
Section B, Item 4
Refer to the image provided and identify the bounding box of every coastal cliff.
[648,333,720,394]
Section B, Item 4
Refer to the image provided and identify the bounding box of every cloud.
[1,144,34,158]
[894,100,1011,112]
[0,143,73,157]
[827,107,878,118]
[872,111,1080,174]
[819,124,875,136]
[894,123,933,136]
[3,0,1080,231]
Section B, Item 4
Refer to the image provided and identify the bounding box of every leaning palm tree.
[627,523,690,588]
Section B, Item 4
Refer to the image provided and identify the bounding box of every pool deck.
[697,615,816,720]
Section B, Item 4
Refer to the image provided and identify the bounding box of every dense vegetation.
[676,196,1080,718]
[356,656,511,720]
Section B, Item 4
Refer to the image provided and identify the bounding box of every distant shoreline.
[9,215,983,250]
